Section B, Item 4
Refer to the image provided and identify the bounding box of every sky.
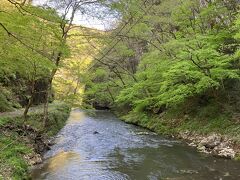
[32,0,118,31]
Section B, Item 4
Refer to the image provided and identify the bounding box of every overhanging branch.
[0,22,52,61]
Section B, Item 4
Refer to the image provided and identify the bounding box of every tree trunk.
[23,80,35,119]
[23,95,33,119]
[43,68,57,127]
[42,2,77,126]
[43,88,49,127]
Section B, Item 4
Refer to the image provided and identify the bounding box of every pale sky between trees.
[32,0,118,30]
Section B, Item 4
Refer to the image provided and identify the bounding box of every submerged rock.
[179,169,199,174]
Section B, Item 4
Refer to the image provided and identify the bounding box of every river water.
[31,109,240,180]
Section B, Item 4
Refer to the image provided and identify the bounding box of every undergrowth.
[0,102,71,179]
[121,102,240,143]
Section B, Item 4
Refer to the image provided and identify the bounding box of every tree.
[40,0,112,125]
[84,0,240,117]
[0,0,65,118]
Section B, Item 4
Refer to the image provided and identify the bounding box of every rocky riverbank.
[120,112,240,160]
[178,132,240,159]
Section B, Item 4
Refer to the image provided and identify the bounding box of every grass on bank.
[122,110,240,161]
[0,102,71,179]
[121,102,240,143]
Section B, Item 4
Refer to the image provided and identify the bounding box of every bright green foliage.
[0,134,31,179]
[0,4,62,78]
[85,0,240,119]
[234,14,240,60]
[0,86,21,112]
[53,28,102,107]
[0,1,68,111]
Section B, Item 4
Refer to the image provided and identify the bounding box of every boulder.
[197,145,208,153]
[199,134,221,149]
[218,148,236,159]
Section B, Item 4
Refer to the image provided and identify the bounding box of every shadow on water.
[31,109,240,180]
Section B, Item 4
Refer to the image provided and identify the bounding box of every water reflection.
[31,151,80,179]
[67,110,86,124]
[108,146,240,180]
[31,110,240,180]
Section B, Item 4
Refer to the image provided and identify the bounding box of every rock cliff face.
[179,132,239,159]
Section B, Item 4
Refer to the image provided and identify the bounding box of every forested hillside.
[53,27,103,106]
[1,0,240,178]
[84,0,240,143]
[0,0,89,178]
[0,0,67,118]
[0,0,100,115]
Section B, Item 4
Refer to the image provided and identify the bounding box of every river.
[31,109,240,180]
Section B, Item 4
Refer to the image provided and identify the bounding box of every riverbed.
[31,109,240,180]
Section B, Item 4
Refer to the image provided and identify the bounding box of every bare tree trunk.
[23,95,33,119]
[73,77,80,95]
[42,0,89,126]
[23,80,35,119]
[43,87,49,127]
[43,69,57,127]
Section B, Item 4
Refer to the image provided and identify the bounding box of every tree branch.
[0,22,52,60]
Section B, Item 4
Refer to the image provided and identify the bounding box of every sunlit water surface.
[31,109,240,180]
